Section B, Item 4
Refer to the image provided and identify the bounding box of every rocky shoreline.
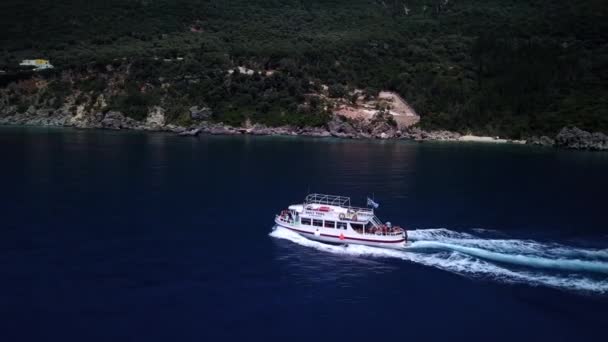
[0,105,465,141]
[526,127,608,151]
[2,67,605,150]
[1,107,607,150]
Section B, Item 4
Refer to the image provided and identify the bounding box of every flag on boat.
[367,197,379,208]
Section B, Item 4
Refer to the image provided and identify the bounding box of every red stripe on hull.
[283,226,405,244]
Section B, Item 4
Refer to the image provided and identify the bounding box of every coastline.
[1,66,604,150]
[0,114,524,146]
[1,111,606,150]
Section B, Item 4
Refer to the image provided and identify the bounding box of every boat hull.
[275,219,407,249]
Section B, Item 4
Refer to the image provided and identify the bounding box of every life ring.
[339,213,345,220]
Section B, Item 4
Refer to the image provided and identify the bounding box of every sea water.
[1,127,607,341]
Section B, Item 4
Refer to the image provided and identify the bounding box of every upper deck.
[305,194,351,206]
[304,193,374,216]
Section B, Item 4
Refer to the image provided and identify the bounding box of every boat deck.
[304,193,374,215]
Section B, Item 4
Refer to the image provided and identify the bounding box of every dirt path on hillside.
[335,91,420,129]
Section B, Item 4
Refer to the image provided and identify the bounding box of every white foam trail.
[409,228,608,260]
[408,241,608,274]
[270,227,608,294]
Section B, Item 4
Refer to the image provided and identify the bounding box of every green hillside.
[1,0,606,137]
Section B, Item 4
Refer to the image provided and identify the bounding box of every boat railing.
[276,214,294,224]
[371,216,383,226]
[305,193,351,207]
[304,193,375,215]
[348,206,375,215]
[357,229,405,237]
[366,230,404,237]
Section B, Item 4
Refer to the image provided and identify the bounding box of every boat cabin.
[279,194,403,236]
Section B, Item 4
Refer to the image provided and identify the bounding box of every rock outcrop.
[327,116,358,138]
[400,127,461,141]
[189,106,212,120]
[526,136,555,147]
[367,111,398,138]
[146,106,166,127]
[554,127,608,150]
[299,126,332,137]
[178,128,201,136]
[101,111,131,129]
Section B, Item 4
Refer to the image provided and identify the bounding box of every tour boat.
[274,194,408,248]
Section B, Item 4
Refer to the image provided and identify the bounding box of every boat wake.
[270,227,608,294]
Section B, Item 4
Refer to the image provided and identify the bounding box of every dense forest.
[0,0,606,137]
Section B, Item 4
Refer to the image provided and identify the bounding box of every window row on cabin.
[300,218,347,229]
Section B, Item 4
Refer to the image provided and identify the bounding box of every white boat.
[275,193,408,249]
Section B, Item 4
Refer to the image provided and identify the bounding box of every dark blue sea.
[1,126,607,341]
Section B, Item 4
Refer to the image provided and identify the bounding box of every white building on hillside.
[19,59,54,71]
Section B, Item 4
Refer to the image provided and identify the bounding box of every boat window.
[337,222,347,229]
[313,219,323,227]
[301,218,311,225]
[350,223,364,231]
[324,220,335,228]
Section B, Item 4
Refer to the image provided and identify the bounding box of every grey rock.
[300,127,331,137]
[145,106,166,127]
[0,105,16,117]
[330,132,355,139]
[165,124,186,133]
[207,124,239,135]
[35,108,54,117]
[432,130,461,141]
[249,124,273,135]
[101,111,127,129]
[399,127,460,141]
[178,128,201,136]
[527,136,555,147]
[327,117,358,136]
[555,127,608,150]
[272,126,293,136]
[189,106,212,120]
[370,121,394,136]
